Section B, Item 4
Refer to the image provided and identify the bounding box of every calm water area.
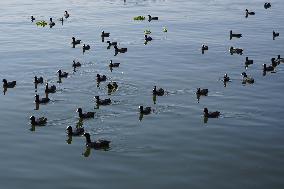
[0,0,284,188]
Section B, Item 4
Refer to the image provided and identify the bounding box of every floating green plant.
[144,29,151,34]
[36,20,48,27]
[134,16,145,21]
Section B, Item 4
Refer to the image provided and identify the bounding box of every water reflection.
[82,146,91,157]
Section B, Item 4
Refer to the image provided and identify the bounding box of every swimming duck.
[245,9,255,16]
[2,79,16,88]
[223,73,230,82]
[139,106,151,115]
[273,30,279,39]
[49,18,55,27]
[277,55,284,63]
[31,16,35,22]
[66,126,84,136]
[57,70,68,78]
[107,82,118,90]
[107,41,117,46]
[30,116,47,126]
[264,2,271,9]
[72,60,81,68]
[245,57,253,65]
[230,30,242,39]
[77,108,95,119]
[148,15,158,21]
[34,76,43,84]
[145,35,152,41]
[263,64,274,72]
[242,72,254,84]
[101,31,110,38]
[230,46,243,54]
[35,94,50,104]
[59,17,64,25]
[153,86,164,96]
[97,74,107,82]
[71,37,81,45]
[64,11,69,19]
[94,96,111,105]
[83,133,110,150]
[114,45,127,53]
[202,44,208,51]
[109,60,120,68]
[196,88,208,96]
[45,83,56,93]
[271,58,278,67]
[203,108,220,118]
[83,44,90,52]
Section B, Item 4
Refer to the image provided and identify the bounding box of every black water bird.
[95,96,111,106]
[77,108,95,119]
[2,79,16,88]
[97,74,107,82]
[64,11,70,19]
[196,88,208,96]
[273,30,279,40]
[148,15,158,21]
[83,133,110,150]
[203,108,220,118]
[45,83,56,93]
[153,86,164,96]
[242,72,254,84]
[49,18,55,27]
[35,94,50,104]
[34,76,43,84]
[66,126,84,136]
[230,30,242,39]
[30,116,47,126]
[57,70,68,78]
[139,106,151,115]
[31,16,35,22]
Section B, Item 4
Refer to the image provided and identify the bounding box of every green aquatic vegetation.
[36,20,47,27]
[163,27,168,32]
[134,16,145,21]
[144,29,151,34]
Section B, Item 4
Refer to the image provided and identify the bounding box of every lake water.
[0,0,284,188]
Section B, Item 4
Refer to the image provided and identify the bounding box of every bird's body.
[97,74,107,82]
[230,46,243,54]
[35,94,50,104]
[77,108,95,119]
[66,126,84,136]
[71,37,81,45]
[203,108,220,118]
[30,116,47,126]
[230,30,242,39]
[107,82,118,91]
[114,45,127,53]
[2,79,16,88]
[64,11,70,19]
[45,83,56,93]
[242,72,254,84]
[95,96,111,105]
[148,15,158,21]
[101,31,110,38]
[263,64,274,72]
[109,60,120,68]
[153,86,164,96]
[245,57,253,65]
[34,76,43,84]
[139,106,151,115]
[223,74,230,82]
[84,133,110,150]
[58,70,68,78]
[145,35,152,41]
[196,88,208,96]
